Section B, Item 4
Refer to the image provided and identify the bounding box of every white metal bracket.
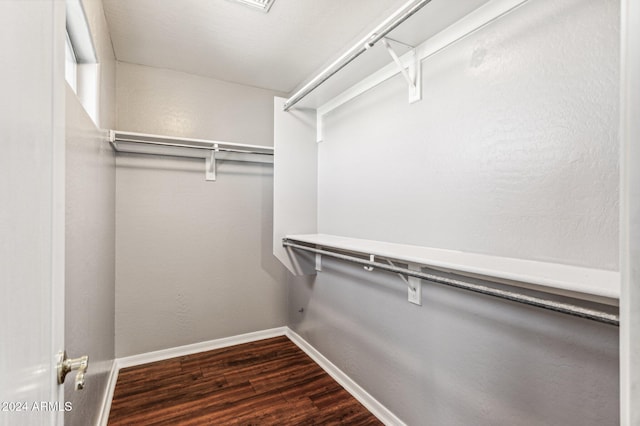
[386,259,422,305]
[381,38,421,104]
[364,254,375,272]
[407,263,422,305]
[315,252,322,272]
[205,144,219,181]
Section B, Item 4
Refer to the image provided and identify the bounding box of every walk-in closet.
[2,0,639,425]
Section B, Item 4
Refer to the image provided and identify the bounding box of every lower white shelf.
[284,234,620,305]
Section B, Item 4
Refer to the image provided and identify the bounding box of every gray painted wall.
[65,1,116,424]
[115,63,288,357]
[290,0,620,424]
[65,89,115,426]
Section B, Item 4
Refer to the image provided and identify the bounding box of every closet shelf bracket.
[385,259,422,305]
[205,144,219,181]
[282,237,620,325]
[319,249,422,306]
[381,38,422,104]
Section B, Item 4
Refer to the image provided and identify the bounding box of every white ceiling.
[102,0,409,94]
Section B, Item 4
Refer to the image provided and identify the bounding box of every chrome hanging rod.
[282,240,619,326]
[282,0,432,111]
[112,137,274,156]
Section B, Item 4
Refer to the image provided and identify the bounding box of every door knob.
[57,351,89,390]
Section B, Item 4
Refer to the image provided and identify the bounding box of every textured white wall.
[290,0,620,424]
[318,0,619,270]
[83,0,117,131]
[64,0,117,424]
[116,62,279,145]
[115,63,288,357]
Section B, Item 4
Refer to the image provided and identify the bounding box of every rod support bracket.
[386,259,421,305]
[364,254,375,272]
[205,144,219,181]
[381,38,422,104]
[407,263,422,305]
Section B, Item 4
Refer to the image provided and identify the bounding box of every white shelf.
[109,130,274,163]
[285,234,620,304]
[109,130,274,181]
[288,0,494,110]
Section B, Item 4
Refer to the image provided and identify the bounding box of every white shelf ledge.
[109,130,274,163]
[285,234,620,304]
[109,130,273,181]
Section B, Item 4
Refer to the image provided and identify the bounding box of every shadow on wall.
[287,273,316,327]
[289,258,619,425]
[260,162,289,284]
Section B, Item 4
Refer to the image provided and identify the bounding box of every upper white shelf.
[109,130,274,163]
[285,234,620,303]
[287,0,522,110]
[109,130,274,181]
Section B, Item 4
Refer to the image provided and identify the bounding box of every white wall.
[82,0,116,130]
[116,62,278,145]
[115,63,288,357]
[64,0,116,425]
[318,0,619,270]
[290,0,620,424]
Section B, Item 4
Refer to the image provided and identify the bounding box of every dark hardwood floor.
[107,336,383,425]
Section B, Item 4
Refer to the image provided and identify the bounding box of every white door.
[0,1,66,425]
[621,1,640,424]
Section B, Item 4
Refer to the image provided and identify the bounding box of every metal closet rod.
[282,240,619,326]
[112,137,274,156]
[282,0,433,111]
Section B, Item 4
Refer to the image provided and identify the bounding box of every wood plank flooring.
[107,336,383,425]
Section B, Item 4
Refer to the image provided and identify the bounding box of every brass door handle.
[57,351,89,390]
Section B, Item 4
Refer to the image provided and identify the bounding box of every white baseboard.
[285,328,405,426]
[95,326,402,426]
[116,327,288,369]
[96,359,119,426]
